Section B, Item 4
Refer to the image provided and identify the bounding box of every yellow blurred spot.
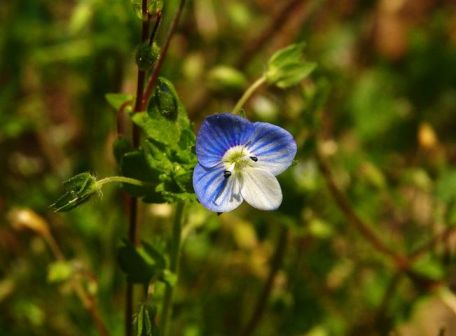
[418,122,438,150]
[8,208,50,237]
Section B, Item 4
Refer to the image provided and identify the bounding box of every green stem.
[97,176,152,188]
[160,201,185,336]
[232,75,266,115]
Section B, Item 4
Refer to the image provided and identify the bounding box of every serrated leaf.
[133,77,190,146]
[265,43,316,89]
[143,139,173,172]
[120,150,163,202]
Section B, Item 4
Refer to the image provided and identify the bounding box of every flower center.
[222,145,256,174]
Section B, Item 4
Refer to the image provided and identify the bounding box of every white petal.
[240,167,282,210]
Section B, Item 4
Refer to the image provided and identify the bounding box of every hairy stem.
[232,76,266,116]
[240,226,288,336]
[97,176,152,188]
[141,0,187,110]
[125,1,151,335]
[160,202,185,336]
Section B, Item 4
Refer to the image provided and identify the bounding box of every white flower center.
[222,145,257,174]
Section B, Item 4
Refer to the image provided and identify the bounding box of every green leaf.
[141,241,166,270]
[117,239,166,284]
[143,139,173,172]
[159,269,177,287]
[50,172,98,212]
[207,65,248,92]
[105,93,133,111]
[113,136,133,164]
[120,150,163,202]
[135,303,159,336]
[153,77,178,120]
[131,0,163,19]
[265,43,316,89]
[47,261,73,283]
[133,77,190,146]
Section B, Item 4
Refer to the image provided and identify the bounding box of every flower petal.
[246,122,297,175]
[193,163,243,212]
[196,113,254,168]
[240,167,282,210]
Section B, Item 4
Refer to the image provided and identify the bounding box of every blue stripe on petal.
[246,122,297,176]
[193,163,243,212]
[196,113,254,168]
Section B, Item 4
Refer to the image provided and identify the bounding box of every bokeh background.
[1,0,456,335]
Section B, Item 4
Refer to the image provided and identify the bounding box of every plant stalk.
[160,201,185,336]
[140,0,187,110]
[232,75,266,115]
[125,0,150,334]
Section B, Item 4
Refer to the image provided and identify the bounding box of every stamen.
[250,156,258,162]
[224,170,232,178]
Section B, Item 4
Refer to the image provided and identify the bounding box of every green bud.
[131,0,163,19]
[207,65,248,92]
[50,172,98,212]
[136,43,158,71]
[265,43,317,89]
[153,78,178,120]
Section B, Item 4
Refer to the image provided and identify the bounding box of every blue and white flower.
[193,113,297,212]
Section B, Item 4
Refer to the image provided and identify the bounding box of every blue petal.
[193,163,243,212]
[196,113,254,168]
[246,122,297,175]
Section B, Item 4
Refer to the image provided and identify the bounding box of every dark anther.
[250,156,258,162]
[224,170,232,178]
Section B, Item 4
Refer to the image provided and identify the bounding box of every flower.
[193,113,297,212]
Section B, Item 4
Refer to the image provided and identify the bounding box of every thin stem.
[126,1,150,335]
[235,0,308,69]
[232,75,266,115]
[149,12,162,46]
[97,176,152,188]
[41,228,109,336]
[436,286,456,316]
[140,0,187,110]
[315,150,408,268]
[160,201,185,336]
[409,225,456,262]
[240,226,288,336]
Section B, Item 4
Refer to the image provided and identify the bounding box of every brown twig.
[373,271,403,332]
[125,1,151,335]
[43,228,109,336]
[235,0,307,69]
[240,226,288,336]
[409,225,456,262]
[140,0,187,111]
[188,0,312,117]
[315,150,407,267]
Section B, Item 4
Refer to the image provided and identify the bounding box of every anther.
[223,170,232,178]
[250,156,258,162]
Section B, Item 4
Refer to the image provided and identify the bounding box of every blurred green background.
[1,0,456,335]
